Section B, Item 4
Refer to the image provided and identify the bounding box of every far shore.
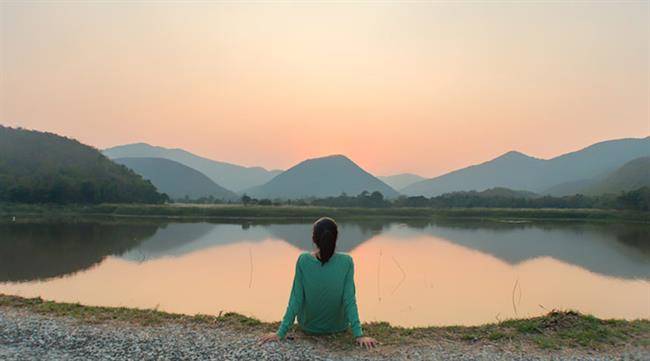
[0,203,648,223]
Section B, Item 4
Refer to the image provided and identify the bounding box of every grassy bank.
[1,294,648,351]
[1,203,648,223]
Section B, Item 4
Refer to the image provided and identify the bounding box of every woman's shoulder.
[334,252,354,263]
[297,252,316,263]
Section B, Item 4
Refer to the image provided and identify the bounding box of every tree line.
[234,187,650,211]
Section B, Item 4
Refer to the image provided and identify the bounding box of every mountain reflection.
[1,219,648,282]
[390,220,650,280]
[0,221,159,282]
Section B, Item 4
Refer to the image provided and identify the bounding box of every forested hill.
[113,157,239,201]
[0,126,167,204]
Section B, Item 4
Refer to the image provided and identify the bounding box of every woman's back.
[277,252,362,338]
[262,217,376,348]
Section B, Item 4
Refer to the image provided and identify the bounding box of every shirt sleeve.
[342,256,363,337]
[276,255,305,339]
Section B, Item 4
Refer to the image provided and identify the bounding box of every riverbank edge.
[1,203,648,223]
[1,294,648,352]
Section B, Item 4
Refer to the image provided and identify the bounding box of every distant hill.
[584,157,650,195]
[379,173,426,191]
[113,157,238,201]
[472,187,538,199]
[403,151,544,197]
[0,126,166,204]
[103,143,281,192]
[244,155,399,199]
[403,137,650,197]
[543,179,598,197]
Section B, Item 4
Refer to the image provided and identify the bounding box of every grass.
[1,294,648,351]
[1,203,648,223]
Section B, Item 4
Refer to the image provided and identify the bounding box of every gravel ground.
[0,307,647,361]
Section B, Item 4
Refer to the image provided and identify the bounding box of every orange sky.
[1,2,648,177]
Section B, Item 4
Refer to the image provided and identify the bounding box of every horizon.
[102,134,649,177]
[2,1,648,177]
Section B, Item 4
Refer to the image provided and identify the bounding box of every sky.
[1,1,648,177]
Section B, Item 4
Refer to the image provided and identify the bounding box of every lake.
[0,218,648,327]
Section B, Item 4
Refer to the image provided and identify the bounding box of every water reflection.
[391,220,650,280]
[1,219,648,282]
[0,221,158,282]
[119,221,384,262]
[1,218,649,326]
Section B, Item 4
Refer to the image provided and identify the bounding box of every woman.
[260,217,378,348]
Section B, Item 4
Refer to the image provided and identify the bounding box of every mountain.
[540,137,650,189]
[403,137,650,197]
[244,155,399,199]
[0,126,166,204]
[113,157,238,201]
[543,179,598,197]
[584,157,650,195]
[103,143,281,192]
[403,151,544,197]
[379,173,426,191]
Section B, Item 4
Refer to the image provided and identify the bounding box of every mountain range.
[113,157,239,201]
[103,136,649,200]
[545,156,650,196]
[402,137,650,197]
[103,143,281,192]
[5,125,646,203]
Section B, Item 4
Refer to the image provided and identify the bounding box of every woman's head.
[312,217,338,265]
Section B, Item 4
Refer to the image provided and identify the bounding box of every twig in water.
[390,256,406,295]
[511,278,520,316]
[248,248,253,289]
[377,249,382,302]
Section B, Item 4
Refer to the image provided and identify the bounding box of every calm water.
[1,218,648,327]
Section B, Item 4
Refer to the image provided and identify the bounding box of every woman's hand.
[259,332,280,344]
[356,336,379,349]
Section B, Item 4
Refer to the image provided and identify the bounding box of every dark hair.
[312,217,338,265]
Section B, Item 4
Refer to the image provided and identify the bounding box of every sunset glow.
[1,1,648,176]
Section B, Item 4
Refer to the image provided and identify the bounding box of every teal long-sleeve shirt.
[276,252,363,339]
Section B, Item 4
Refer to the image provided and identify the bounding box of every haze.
[1,1,648,176]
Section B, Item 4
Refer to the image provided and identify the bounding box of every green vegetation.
[0,126,167,204]
[1,203,648,223]
[1,294,647,351]
[237,187,650,212]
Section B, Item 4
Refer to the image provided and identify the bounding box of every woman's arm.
[276,255,305,339]
[342,256,363,338]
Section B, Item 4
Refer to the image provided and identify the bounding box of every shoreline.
[1,203,649,223]
[1,294,648,354]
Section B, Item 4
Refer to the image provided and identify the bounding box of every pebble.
[0,308,646,361]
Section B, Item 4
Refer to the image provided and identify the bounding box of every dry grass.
[2,294,647,352]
